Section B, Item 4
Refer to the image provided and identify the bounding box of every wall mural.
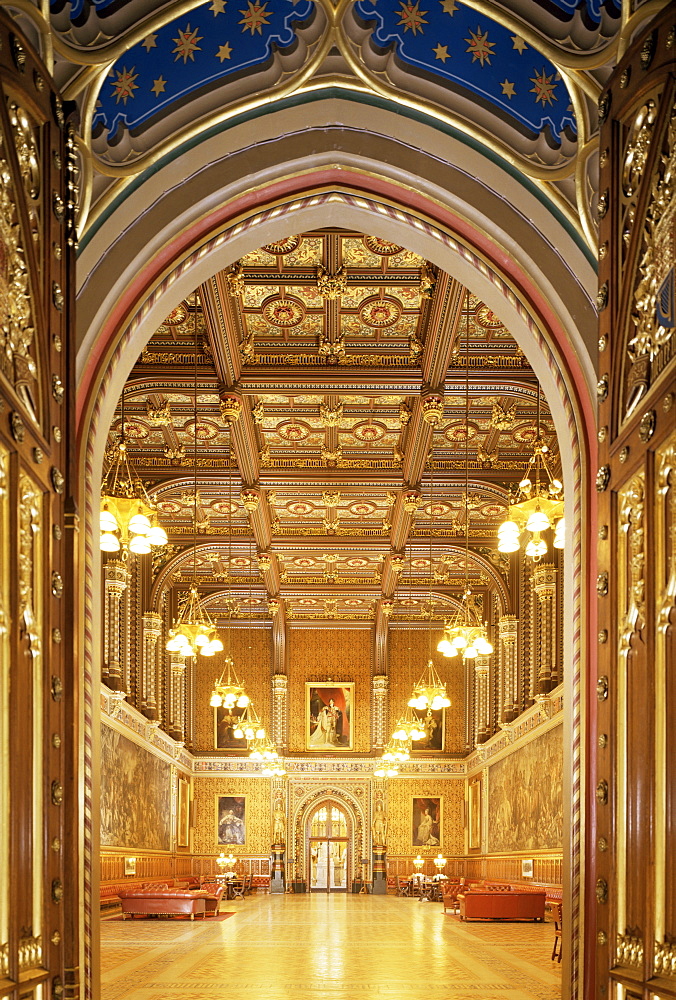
[488,724,563,852]
[100,723,171,851]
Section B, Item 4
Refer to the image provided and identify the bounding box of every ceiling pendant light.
[408,399,451,711]
[436,289,492,664]
[496,386,564,562]
[210,656,250,708]
[100,386,168,556]
[166,295,222,660]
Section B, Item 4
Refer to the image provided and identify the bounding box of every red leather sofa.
[458,888,546,922]
[118,887,208,919]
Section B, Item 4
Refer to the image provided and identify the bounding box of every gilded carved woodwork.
[628,104,675,371]
[0,119,39,421]
[18,474,42,657]
[618,474,646,650]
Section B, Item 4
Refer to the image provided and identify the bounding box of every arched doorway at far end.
[307,802,351,892]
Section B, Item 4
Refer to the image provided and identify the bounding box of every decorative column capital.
[532,563,557,599]
[142,611,163,636]
[104,559,128,592]
[498,614,518,643]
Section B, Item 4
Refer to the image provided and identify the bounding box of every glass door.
[308,804,349,892]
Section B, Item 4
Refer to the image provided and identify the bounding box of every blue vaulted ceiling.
[43,0,624,243]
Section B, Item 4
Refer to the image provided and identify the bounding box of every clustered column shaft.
[103,560,127,692]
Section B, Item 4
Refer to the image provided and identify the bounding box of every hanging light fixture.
[435,290,493,663]
[374,761,399,778]
[100,386,168,555]
[209,656,250,709]
[166,295,223,659]
[497,387,564,562]
[407,413,452,712]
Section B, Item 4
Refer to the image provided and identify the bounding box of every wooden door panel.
[597,9,675,999]
[0,13,78,1000]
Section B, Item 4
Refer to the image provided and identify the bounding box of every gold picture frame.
[412,796,443,848]
[468,777,481,851]
[177,777,190,848]
[306,683,354,751]
[215,794,247,848]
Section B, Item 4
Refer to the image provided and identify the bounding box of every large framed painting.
[412,796,442,848]
[410,707,445,753]
[214,705,248,751]
[306,683,354,751]
[177,777,190,848]
[468,777,481,851]
[216,795,247,847]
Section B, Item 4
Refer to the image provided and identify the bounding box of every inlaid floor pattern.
[101,894,562,1000]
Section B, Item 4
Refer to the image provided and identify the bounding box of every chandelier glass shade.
[436,587,493,661]
[166,586,223,658]
[497,433,564,564]
[433,853,447,871]
[209,657,250,709]
[391,706,427,743]
[100,441,168,555]
[381,737,411,763]
[374,762,399,778]
[407,660,451,710]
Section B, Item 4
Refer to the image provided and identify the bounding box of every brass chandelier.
[165,297,223,660]
[436,289,492,662]
[209,656,249,709]
[100,388,168,555]
[497,388,564,562]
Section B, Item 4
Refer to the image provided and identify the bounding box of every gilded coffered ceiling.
[111,227,556,628]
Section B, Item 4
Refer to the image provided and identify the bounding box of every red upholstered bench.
[118,888,208,920]
[458,890,546,922]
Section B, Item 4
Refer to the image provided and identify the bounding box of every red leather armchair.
[200,882,226,916]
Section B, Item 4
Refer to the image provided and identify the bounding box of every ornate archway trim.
[79,177,594,999]
[293,785,368,886]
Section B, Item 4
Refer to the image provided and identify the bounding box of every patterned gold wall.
[287,628,372,752]
[389,629,465,754]
[192,775,272,855]
[385,777,464,856]
[193,627,273,752]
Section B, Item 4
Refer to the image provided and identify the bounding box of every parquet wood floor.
[101,895,562,1000]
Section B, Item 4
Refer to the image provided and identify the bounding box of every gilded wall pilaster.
[498,615,518,723]
[272,673,288,749]
[371,674,388,749]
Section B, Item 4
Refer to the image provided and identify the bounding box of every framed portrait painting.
[306,683,354,751]
[214,705,248,751]
[412,796,442,848]
[177,777,190,848]
[216,795,246,847]
[468,777,481,851]
[410,707,445,753]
